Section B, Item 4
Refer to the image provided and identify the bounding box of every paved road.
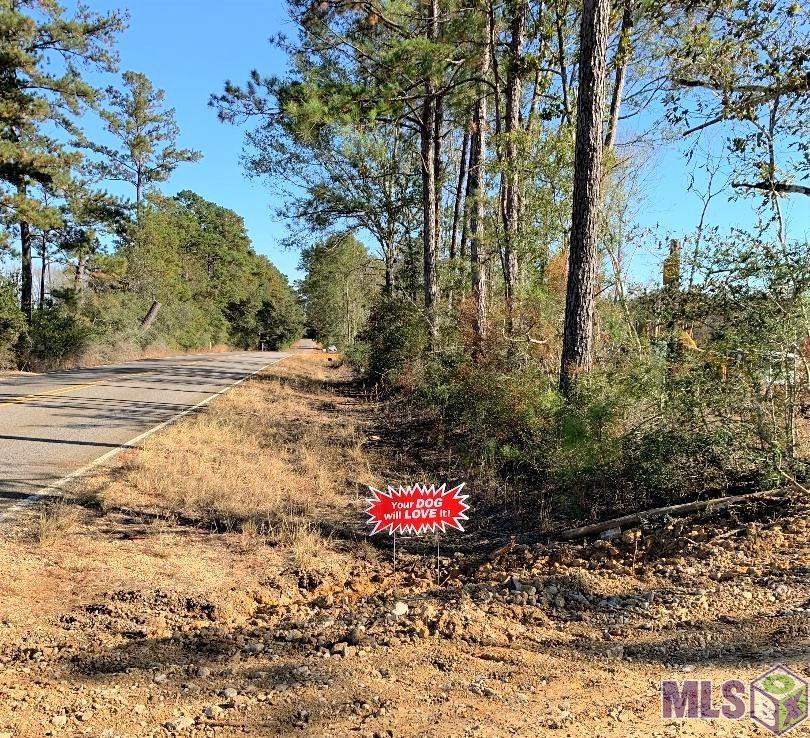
[0,350,288,518]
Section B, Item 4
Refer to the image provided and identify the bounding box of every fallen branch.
[778,469,810,495]
[559,487,792,540]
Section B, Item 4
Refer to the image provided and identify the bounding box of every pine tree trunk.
[502,0,527,334]
[19,219,32,323]
[421,0,440,344]
[140,300,161,331]
[467,29,492,351]
[39,233,47,310]
[421,95,439,343]
[555,1,573,126]
[559,0,612,397]
[434,92,443,248]
[75,253,86,292]
[603,0,633,151]
[384,249,395,293]
[450,129,470,262]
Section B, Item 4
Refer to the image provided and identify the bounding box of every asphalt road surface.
[0,350,289,519]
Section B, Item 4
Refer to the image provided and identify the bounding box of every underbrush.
[3,283,303,372]
[353,294,805,525]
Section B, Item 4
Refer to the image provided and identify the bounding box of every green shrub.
[0,279,25,368]
[370,321,769,521]
[28,306,94,370]
[355,294,427,384]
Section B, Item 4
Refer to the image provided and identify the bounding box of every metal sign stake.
[435,532,440,587]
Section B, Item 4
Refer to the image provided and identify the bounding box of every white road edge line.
[0,356,287,523]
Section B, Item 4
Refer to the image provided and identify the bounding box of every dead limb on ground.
[558,478,807,541]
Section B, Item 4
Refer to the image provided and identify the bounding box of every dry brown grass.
[31,500,81,546]
[274,520,335,574]
[95,352,373,573]
[0,351,366,627]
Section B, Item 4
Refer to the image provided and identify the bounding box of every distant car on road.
[326,345,338,354]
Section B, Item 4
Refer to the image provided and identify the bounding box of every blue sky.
[82,1,808,285]
[85,0,301,278]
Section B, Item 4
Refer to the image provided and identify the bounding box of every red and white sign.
[365,483,469,536]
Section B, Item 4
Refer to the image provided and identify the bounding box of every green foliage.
[0,279,25,368]
[0,0,125,223]
[353,293,428,383]
[111,192,303,352]
[367,227,810,520]
[256,287,306,350]
[213,0,810,532]
[28,305,93,370]
[83,71,202,203]
[0,6,297,371]
[11,190,303,368]
[299,234,381,348]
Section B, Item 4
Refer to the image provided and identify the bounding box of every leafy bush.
[28,306,94,370]
[365,308,782,523]
[256,292,306,350]
[0,279,25,368]
[353,294,427,384]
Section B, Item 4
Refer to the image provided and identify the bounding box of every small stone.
[204,705,224,719]
[196,666,212,678]
[391,601,409,617]
[221,687,238,699]
[244,642,264,653]
[411,620,430,639]
[164,715,194,731]
[153,672,168,684]
[346,627,365,646]
[51,714,68,728]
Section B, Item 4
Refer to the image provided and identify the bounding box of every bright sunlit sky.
[80,0,808,284]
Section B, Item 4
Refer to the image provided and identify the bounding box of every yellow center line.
[0,379,106,409]
[0,355,250,411]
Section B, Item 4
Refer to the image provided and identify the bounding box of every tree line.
[0,1,302,370]
[216,0,809,518]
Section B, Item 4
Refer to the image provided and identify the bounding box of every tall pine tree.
[83,71,201,206]
[0,0,125,322]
